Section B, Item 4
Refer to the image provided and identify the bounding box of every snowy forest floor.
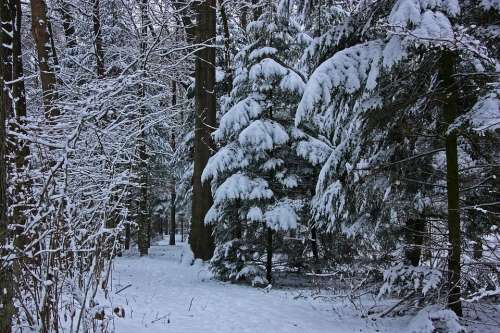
[97,237,499,333]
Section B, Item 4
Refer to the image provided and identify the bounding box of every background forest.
[0,0,499,332]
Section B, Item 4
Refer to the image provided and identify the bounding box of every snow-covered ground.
[100,238,499,333]
[100,237,407,333]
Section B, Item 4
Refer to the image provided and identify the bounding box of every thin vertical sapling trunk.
[170,82,177,246]
[266,226,273,284]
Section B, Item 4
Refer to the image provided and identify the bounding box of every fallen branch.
[379,291,416,318]
[151,312,170,323]
[115,284,132,295]
[188,297,195,312]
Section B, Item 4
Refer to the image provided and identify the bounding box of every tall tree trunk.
[180,214,184,242]
[147,207,151,247]
[404,218,425,267]
[219,0,232,93]
[60,0,76,48]
[170,82,177,246]
[47,21,59,68]
[311,226,319,266]
[93,0,105,77]
[440,50,463,317]
[233,201,242,239]
[137,143,149,255]
[170,165,176,245]
[266,226,273,284]
[0,1,14,331]
[137,0,150,256]
[240,3,248,30]
[125,223,131,250]
[190,0,216,260]
[11,0,30,248]
[31,0,59,119]
[491,165,499,237]
[165,214,169,236]
[172,0,196,40]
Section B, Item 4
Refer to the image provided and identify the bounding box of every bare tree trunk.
[11,0,30,248]
[180,215,184,242]
[240,3,248,30]
[440,50,463,317]
[30,0,59,119]
[47,21,59,68]
[158,214,163,235]
[219,0,232,93]
[169,165,176,245]
[165,214,169,236]
[137,142,149,256]
[0,1,14,330]
[266,226,273,284]
[137,0,150,256]
[190,0,216,261]
[233,201,242,239]
[172,0,196,40]
[311,226,319,266]
[404,218,425,267]
[125,223,131,250]
[93,0,105,77]
[60,0,76,48]
[147,206,151,247]
[170,82,177,246]
[491,164,499,237]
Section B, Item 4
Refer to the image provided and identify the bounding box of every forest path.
[103,237,406,333]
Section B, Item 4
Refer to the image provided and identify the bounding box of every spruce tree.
[204,1,308,284]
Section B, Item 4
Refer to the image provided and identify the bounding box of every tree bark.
[440,50,463,317]
[240,3,248,30]
[311,226,319,266]
[189,0,216,260]
[170,82,177,246]
[0,1,14,330]
[30,0,59,119]
[137,0,150,256]
[60,0,76,48]
[404,218,425,267]
[47,21,59,67]
[180,214,184,242]
[170,166,177,245]
[93,0,105,77]
[137,143,149,255]
[11,0,30,248]
[219,0,232,93]
[125,223,131,250]
[165,214,169,236]
[2,0,14,119]
[233,201,242,239]
[172,0,196,41]
[266,226,273,283]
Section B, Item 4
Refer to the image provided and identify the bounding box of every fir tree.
[203,1,309,284]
